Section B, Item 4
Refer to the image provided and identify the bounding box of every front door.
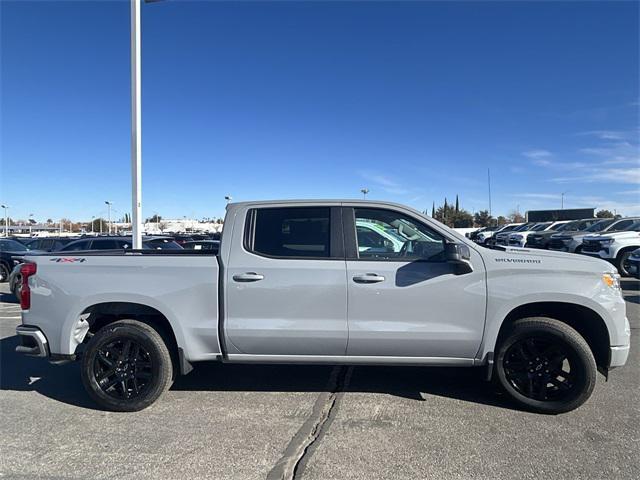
[225,205,348,356]
[344,206,486,359]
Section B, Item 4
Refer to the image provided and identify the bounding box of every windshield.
[0,239,28,252]
[532,222,552,231]
[629,221,640,232]
[513,223,532,232]
[585,219,615,232]
[556,221,578,232]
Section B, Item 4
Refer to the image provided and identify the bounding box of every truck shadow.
[0,335,514,411]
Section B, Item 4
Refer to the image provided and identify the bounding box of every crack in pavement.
[266,365,353,480]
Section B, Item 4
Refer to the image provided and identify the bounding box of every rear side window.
[609,220,634,232]
[248,207,331,258]
[62,240,91,251]
[90,239,119,249]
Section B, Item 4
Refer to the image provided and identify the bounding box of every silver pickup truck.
[15,200,630,414]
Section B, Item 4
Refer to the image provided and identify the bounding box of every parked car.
[507,221,568,248]
[15,200,629,414]
[182,240,220,252]
[25,237,78,252]
[468,226,498,242]
[0,239,31,282]
[580,220,640,276]
[494,223,532,246]
[549,217,639,254]
[627,248,640,279]
[526,218,601,250]
[171,235,194,246]
[58,236,183,251]
[477,223,523,247]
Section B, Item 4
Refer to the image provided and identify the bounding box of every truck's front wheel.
[81,319,173,412]
[495,317,596,414]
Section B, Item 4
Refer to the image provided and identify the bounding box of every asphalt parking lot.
[1,280,638,480]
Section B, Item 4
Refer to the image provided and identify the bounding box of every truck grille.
[549,238,569,250]
[526,235,543,246]
[581,240,602,253]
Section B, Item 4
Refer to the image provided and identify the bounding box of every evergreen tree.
[431,202,435,218]
[455,195,459,213]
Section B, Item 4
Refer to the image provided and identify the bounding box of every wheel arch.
[496,301,610,374]
[80,302,185,374]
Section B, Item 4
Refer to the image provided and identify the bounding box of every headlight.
[602,273,621,290]
[512,235,523,240]
[600,239,615,246]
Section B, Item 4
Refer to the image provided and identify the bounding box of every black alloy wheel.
[93,338,153,400]
[495,317,596,414]
[81,319,173,411]
[503,336,576,402]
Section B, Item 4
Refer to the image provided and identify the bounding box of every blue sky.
[1,0,639,222]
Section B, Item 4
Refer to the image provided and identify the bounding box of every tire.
[617,250,633,277]
[495,317,596,414]
[0,262,10,283]
[81,319,174,412]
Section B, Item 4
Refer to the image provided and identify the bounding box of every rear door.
[343,206,486,359]
[224,205,348,356]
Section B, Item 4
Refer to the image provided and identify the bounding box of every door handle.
[233,272,265,282]
[353,273,385,284]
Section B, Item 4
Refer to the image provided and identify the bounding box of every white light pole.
[28,213,34,235]
[130,0,143,248]
[91,216,95,234]
[105,201,113,234]
[225,195,232,205]
[1,205,8,237]
[361,188,369,199]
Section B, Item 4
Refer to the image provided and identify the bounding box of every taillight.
[20,262,37,310]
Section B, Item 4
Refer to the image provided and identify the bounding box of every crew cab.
[15,200,630,414]
[580,220,640,277]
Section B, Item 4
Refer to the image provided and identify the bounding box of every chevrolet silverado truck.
[15,200,630,413]
[581,220,640,277]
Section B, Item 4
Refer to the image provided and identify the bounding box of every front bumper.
[15,325,50,358]
[610,345,630,368]
[582,249,613,260]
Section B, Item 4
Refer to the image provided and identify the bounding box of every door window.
[90,239,119,249]
[353,208,446,261]
[248,207,331,258]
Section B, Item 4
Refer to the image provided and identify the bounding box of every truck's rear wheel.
[495,317,596,414]
[81,319,173,412]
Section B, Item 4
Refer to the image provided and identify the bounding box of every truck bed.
[22,251,222,362]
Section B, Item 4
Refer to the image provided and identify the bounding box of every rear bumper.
[15,325,50,358]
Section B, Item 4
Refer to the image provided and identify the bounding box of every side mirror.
[445,242,473,274]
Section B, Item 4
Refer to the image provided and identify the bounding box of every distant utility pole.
[361,188,369,199]
[105,201,113,234]
[1,204,8,237]
[487,169,493,224]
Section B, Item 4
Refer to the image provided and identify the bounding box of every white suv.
[581,219,640,276]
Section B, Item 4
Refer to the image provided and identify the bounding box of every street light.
[361,188,369,199]
[561,191,568,209]
[105,201,113,234]
[1,204,8,237]
[225,195,232,204]
[29,213,34,235]
[129,0,166,249]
